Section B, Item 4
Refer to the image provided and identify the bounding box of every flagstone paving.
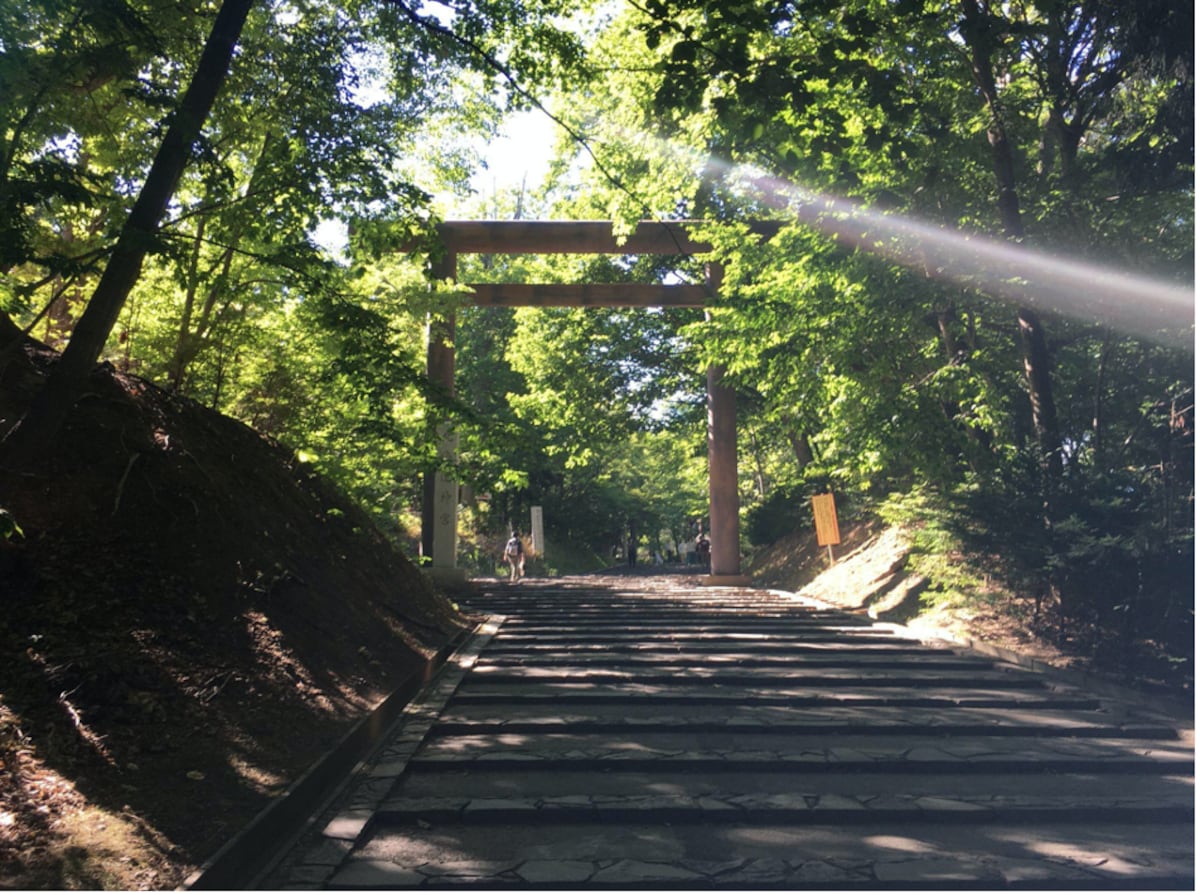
[267,575,1193,889]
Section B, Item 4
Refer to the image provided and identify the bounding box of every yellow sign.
[811,493,841,546]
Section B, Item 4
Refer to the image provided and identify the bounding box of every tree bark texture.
[1,0,257,468]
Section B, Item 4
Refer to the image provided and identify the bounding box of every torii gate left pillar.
[421,252,464,582]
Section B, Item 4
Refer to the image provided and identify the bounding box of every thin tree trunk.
[167,132,275,391]
[747,426,768,499]
[168,237,238,391]
[936,305,960,362]
[965,305,978,352]
[168,216,208,390]
[1091,329,1113,466]
[1017,308,1062,476]
[1,0,256,468]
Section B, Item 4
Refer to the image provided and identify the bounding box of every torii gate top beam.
[434,220,714,256]
[428,220,779,308]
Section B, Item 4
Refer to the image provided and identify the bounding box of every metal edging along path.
[182,621,479,890]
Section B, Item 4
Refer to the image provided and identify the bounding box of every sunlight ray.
[635,138,1193,346]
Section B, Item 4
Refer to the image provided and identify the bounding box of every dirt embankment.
[746,520,1194,699]
[0,340,468,889]
[747,521,924,619]
[748,521,1048,654]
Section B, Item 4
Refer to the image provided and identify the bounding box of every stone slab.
[327,859,425,888]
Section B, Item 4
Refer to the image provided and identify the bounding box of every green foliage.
[877,488,993,611]
[878,446,1193,664]
[745,484,811,547]
[0,508,24,541]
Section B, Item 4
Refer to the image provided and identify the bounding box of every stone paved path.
[269,575,1194,889]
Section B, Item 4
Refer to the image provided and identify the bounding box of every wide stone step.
[463,665,1047,687]
[490,616,878,628]
[448,686,1101,708]
[484,633,907,643]
[394,767,1195,803]
[329,820,1195,888]
[463,590,788,602]
[409,757,1194,774]
[375,791,1193,826]
[469,608,854,619]
[429,719,1177,739]
[412,730,1190,768]
[495,621,888,635]
[482,641,956,655]
[474,652,996,670]
[434,702,1148,732]
[494,630,900,643]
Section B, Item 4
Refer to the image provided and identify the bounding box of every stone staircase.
[276,575,1194,889]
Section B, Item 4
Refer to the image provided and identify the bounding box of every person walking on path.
[695,532,711,571]
[504,531,525,582]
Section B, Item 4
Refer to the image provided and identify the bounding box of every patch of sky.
[467,108,557,198]
[311,106,557,256]
[40,133,82,165]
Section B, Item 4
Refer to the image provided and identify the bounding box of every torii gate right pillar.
[706,364,745,583]
[704,263,749,585]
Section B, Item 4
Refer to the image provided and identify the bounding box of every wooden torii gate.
[422,220,755,586]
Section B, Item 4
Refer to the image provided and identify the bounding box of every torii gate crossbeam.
[421,220,758,585]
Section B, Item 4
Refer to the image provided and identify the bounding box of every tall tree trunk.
[936,304,961,363]
[959,0,1062,480]
[0,0,256,469]
[168,216,209,390]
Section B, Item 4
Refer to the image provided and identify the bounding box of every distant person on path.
[504,531,525,582]
[626,535,637,567]
[695,532,711,571]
